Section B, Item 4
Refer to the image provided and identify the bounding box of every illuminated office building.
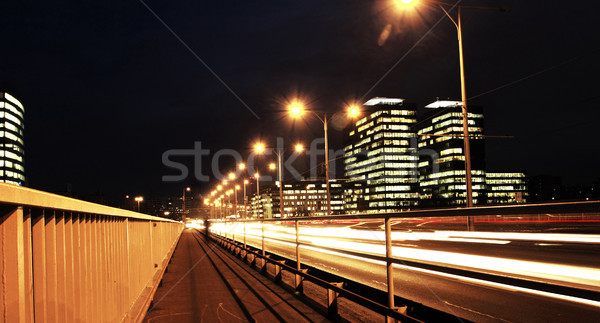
[251,180,346,218]
[486,172,528,204]
[417,100,486,206]
[0,92,25,185]
[280,179,346,216]
[344,97,419,213]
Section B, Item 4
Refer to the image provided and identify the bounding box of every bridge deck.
[143,229,328,323]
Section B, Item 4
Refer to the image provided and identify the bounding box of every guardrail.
[0,183,184,322]
[207,201,600,322]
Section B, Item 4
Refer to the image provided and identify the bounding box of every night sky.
[1,0,599,202]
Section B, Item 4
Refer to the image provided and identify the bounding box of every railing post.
[98,215,107,322]
[261,220,267,273]
[0,206,29,322]
[125,217,132,316]
[55,211,67,321]
[385,217,396,323]
[64,212,75,322]
[82,214,91,322]
[295,219,303,292]
[327,282,344,319]
[46,210,59,322]
[23,208,34,323]
[274,260,286,284]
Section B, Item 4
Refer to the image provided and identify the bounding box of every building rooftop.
[364,97,404,106]
[425,100,463,108]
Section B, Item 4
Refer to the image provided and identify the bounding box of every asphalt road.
[209,219,600,322]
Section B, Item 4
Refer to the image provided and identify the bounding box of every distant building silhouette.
[528,175,562,202]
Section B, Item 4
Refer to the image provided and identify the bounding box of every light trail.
[398,263,600,308]
[210,222,600,291]
[211,225,600,310]
[439,231,600,244]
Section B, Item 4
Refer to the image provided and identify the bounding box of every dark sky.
[1,0,599,202]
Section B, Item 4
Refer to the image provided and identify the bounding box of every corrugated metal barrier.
[0,183,183,322]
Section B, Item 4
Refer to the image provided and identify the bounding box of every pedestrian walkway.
[143,229,329,322]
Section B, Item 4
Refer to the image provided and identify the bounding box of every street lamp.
[182,187,190,222]
[255,142,304,218]
[348,104,360,118]
[289,101,355,215]
[226,190,232,217]
[395,0,508,227]
[234,185,240,217]
[134,196,143,212]
[243,179,249,218]
[255,172,260,218]
[219,196,224,218]
[237,162,248,217]
[289,101,332,215]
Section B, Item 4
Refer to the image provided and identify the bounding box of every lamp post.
[234,185,240,217]
[182,187,190,222]
[134,196,143,212]
[289,101,359,215]
[219,196,224,218]
[228,172,238,217]
[395,0,508,230]
[238,163,248,218]
[255,172,260,218]
[289,102,332,215]
[255,142,304,218]
[243,179,249,218]
[217,185,223,219]
[226,190,232,217]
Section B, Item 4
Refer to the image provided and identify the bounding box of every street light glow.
[289,101,304,117]
[348,104,360,117]
[394,0,417,10]
[228,172,236,180]
[269,163,276,170]
[295,143,304,152]
[255,142,265,153]
[238,163,246,170]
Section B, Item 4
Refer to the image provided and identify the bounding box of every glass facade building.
[486,172,528,204]
[417,100,486,206]
[344,97,419,213]
[249,180,346,218]
[0,92,25,185]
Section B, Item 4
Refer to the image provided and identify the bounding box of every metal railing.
[0,183,184,322]
[208,201,600,321]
